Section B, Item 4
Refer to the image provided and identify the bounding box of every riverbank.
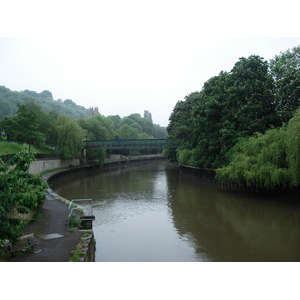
[11,191,86,262]
[179,165,217,182]
[45,155,167,185]
[10,155,166,262]
[179,164,300,198]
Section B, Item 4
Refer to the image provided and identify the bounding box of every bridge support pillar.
[80,149,87,165]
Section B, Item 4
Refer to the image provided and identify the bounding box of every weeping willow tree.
[54,115,84,159]
[286,107,300,186]
[216,108,300,190]
[177,148,193,165]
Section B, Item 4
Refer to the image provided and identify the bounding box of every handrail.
[84,139,178,149]
[67,207,74,229]
[68,199,93,229]
[69,198,93,210]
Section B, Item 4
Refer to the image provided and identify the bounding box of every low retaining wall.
[69,231,96,262]
[179,165,217,182]
[44,156,168,184]
[44,164,101,185]
[29,159,80,174]
[7,207,37,222]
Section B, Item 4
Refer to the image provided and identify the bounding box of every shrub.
[0,148,47,244]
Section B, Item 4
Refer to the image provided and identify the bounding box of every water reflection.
[167,171,300,261]
[51,160,300,262]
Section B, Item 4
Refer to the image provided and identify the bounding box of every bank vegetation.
[0,149,47,251]
[165,45,300,191]
[0,87,167,160]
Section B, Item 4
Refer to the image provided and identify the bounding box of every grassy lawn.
[0,141,56,156]
[26,144,56,154]
[0,142,21,155]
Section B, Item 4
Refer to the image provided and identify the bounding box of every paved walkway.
[12,191,84,262]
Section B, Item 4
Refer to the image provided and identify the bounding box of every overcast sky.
[1,1,299,127]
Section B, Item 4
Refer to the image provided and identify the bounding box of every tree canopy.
[0,88,168,248]
[53,115,84,159]
[270,45,300,123]
[0,82,167,160]
[166,45,300,190]
[168,55,282,169]
[0,85,90,120]
[78,115,116,141]
[216,108,300,190]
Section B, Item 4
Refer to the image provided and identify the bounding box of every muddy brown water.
[50,159,300,262]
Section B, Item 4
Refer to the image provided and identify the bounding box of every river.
[50,159,300,262]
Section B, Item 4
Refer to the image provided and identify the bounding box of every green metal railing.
[84,139,178,150]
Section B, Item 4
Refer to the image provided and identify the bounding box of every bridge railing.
[84,139,178,149]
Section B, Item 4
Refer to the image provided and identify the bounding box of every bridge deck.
[84,139,177,149]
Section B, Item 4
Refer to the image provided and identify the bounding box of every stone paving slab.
[38,233,64,240]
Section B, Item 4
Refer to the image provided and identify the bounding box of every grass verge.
[0,141,56,156]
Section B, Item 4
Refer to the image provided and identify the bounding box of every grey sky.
[1,1,299,127]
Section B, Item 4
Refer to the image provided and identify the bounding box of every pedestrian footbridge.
[84,139,178,150]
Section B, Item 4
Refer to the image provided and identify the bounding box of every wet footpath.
[12,191,84,262]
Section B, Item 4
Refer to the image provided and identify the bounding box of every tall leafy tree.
[285,107,300,186]
[0,102,57,146]
[189,73,230,168]
[167,55,282,169]
[78,115,116,140]
[117,124,140,139]
[167,96,194,144]
[0,85,89,120]
[0,103,45,146]
[153,124,167,139]
[0,96,16,118]
[54,115,84,159]
[229,55,280,134]
[78,115,116,162]
[216,107,300,190]
[270,46,300,124]
[107,115,122,130]
[140,117,154,136]
[119,113,155,137]
[166,95,194,163]
[0,115,18,141]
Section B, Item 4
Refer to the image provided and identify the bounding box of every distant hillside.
[0,85,90,119]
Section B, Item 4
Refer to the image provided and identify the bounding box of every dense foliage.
[270,47,300,123]
[0,88,167,247]
[216,108,300,189]
[0,149,47,244]
[53,115,85,159]
[166,46,300,189]
[0,86,89,119]
[0,102,54,146]
[0,91,167,159]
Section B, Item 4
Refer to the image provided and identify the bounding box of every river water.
[51,159,300,262]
